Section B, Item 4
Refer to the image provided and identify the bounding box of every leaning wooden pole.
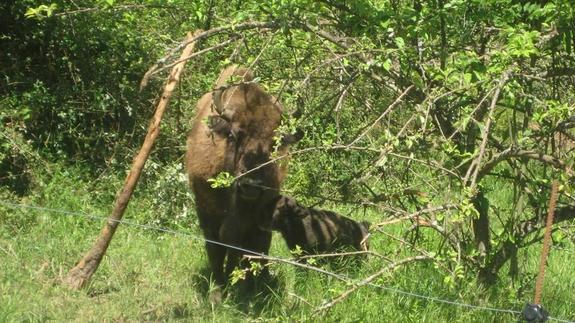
[63,31,200,289]
[533,180,559,305]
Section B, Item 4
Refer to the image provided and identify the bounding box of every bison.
[271,195,371,256]
[185,66,300,299]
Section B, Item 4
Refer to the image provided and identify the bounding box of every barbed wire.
[1,200,573,322]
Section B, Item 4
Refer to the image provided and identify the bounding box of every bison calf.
[271,196,370,256]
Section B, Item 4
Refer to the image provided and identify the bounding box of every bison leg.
[204,230,227,285]
[196,208,227,287]
[198,225,227,304]
[205,238,226,303]
[218,216,248,281]
[244,226,272,271]
[219,218,272,289]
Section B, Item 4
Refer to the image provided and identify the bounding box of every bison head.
[210,74,302,228]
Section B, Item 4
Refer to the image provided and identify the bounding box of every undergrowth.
[1,167,574,322]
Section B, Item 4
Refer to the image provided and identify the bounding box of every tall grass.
[1,168,574,322]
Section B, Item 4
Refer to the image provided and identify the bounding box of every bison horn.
[212,88,227,120]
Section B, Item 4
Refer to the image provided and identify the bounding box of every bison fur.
[271,195,371,256]
[185,66,300,296]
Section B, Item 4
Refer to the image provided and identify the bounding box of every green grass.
[1,170,574,322]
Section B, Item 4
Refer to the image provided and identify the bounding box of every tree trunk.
[472,190,491,258]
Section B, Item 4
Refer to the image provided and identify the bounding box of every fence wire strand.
[1,200,573,322]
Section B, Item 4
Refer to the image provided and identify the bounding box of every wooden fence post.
[63,31,200,289]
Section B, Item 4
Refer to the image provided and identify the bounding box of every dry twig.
[464,70,510,190]
[373,204,457,228]
[314,255,432,314]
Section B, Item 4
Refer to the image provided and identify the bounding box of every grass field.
[1,170,574,322]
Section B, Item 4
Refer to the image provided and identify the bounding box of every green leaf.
[394,37,405,49]
[207,172,234,188]
[382,58,392,71]
[24,4,57,19]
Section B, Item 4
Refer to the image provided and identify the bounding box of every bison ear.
[281,128,304,146]
[212,88,226,117]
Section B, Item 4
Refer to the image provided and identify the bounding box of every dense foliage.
[1,0,574,320]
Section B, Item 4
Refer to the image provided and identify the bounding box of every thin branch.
[539,67,575,79]
[485,205,575,279]
[314,256,432,314]
[141,21,281,82]
[302,23,425,101]
[386,152,461,179]
[298,250,392,261]
[233,144,460,183]
[348,85,413,146]
[465,70,510,189]
[289,292,314,308]
[53,4,175,17]
[373,204,457,228]
[140,35,241,89]
[556,115,575,131]
[477,148,575,179]
[375,229,455,274]
[446,85,496,142]
[244,255,351,283]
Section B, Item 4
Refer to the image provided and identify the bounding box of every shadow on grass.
[190,265,287,317]
[86,283,121,298]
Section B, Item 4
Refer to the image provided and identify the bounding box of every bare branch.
[141,21,281,84]
[302,23,425,101]
[244,254,351,283]
[539,67,575,79]
[348,85,413,146]
[373,204,457,228]
[298,250,392,261]
[483,205,574,281]
[314,256,432,314]
[464,70,510,189]
[386,152,462,179]
[375,229,455,273]
[233,144,461,184]
[53,4,175,17]
[556,115,575,131]
[477,148,575,179]
[140,36,241,89]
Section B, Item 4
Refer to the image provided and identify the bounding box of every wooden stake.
[533,180,559,304]
[63,31,200,289]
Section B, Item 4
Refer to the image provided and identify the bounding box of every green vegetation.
[1,0,574,321]
[1,172,574,321]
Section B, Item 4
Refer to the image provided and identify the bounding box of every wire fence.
[1,200,574,322]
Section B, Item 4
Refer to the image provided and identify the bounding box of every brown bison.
[185,66,300,296]
[271,195,371,256]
